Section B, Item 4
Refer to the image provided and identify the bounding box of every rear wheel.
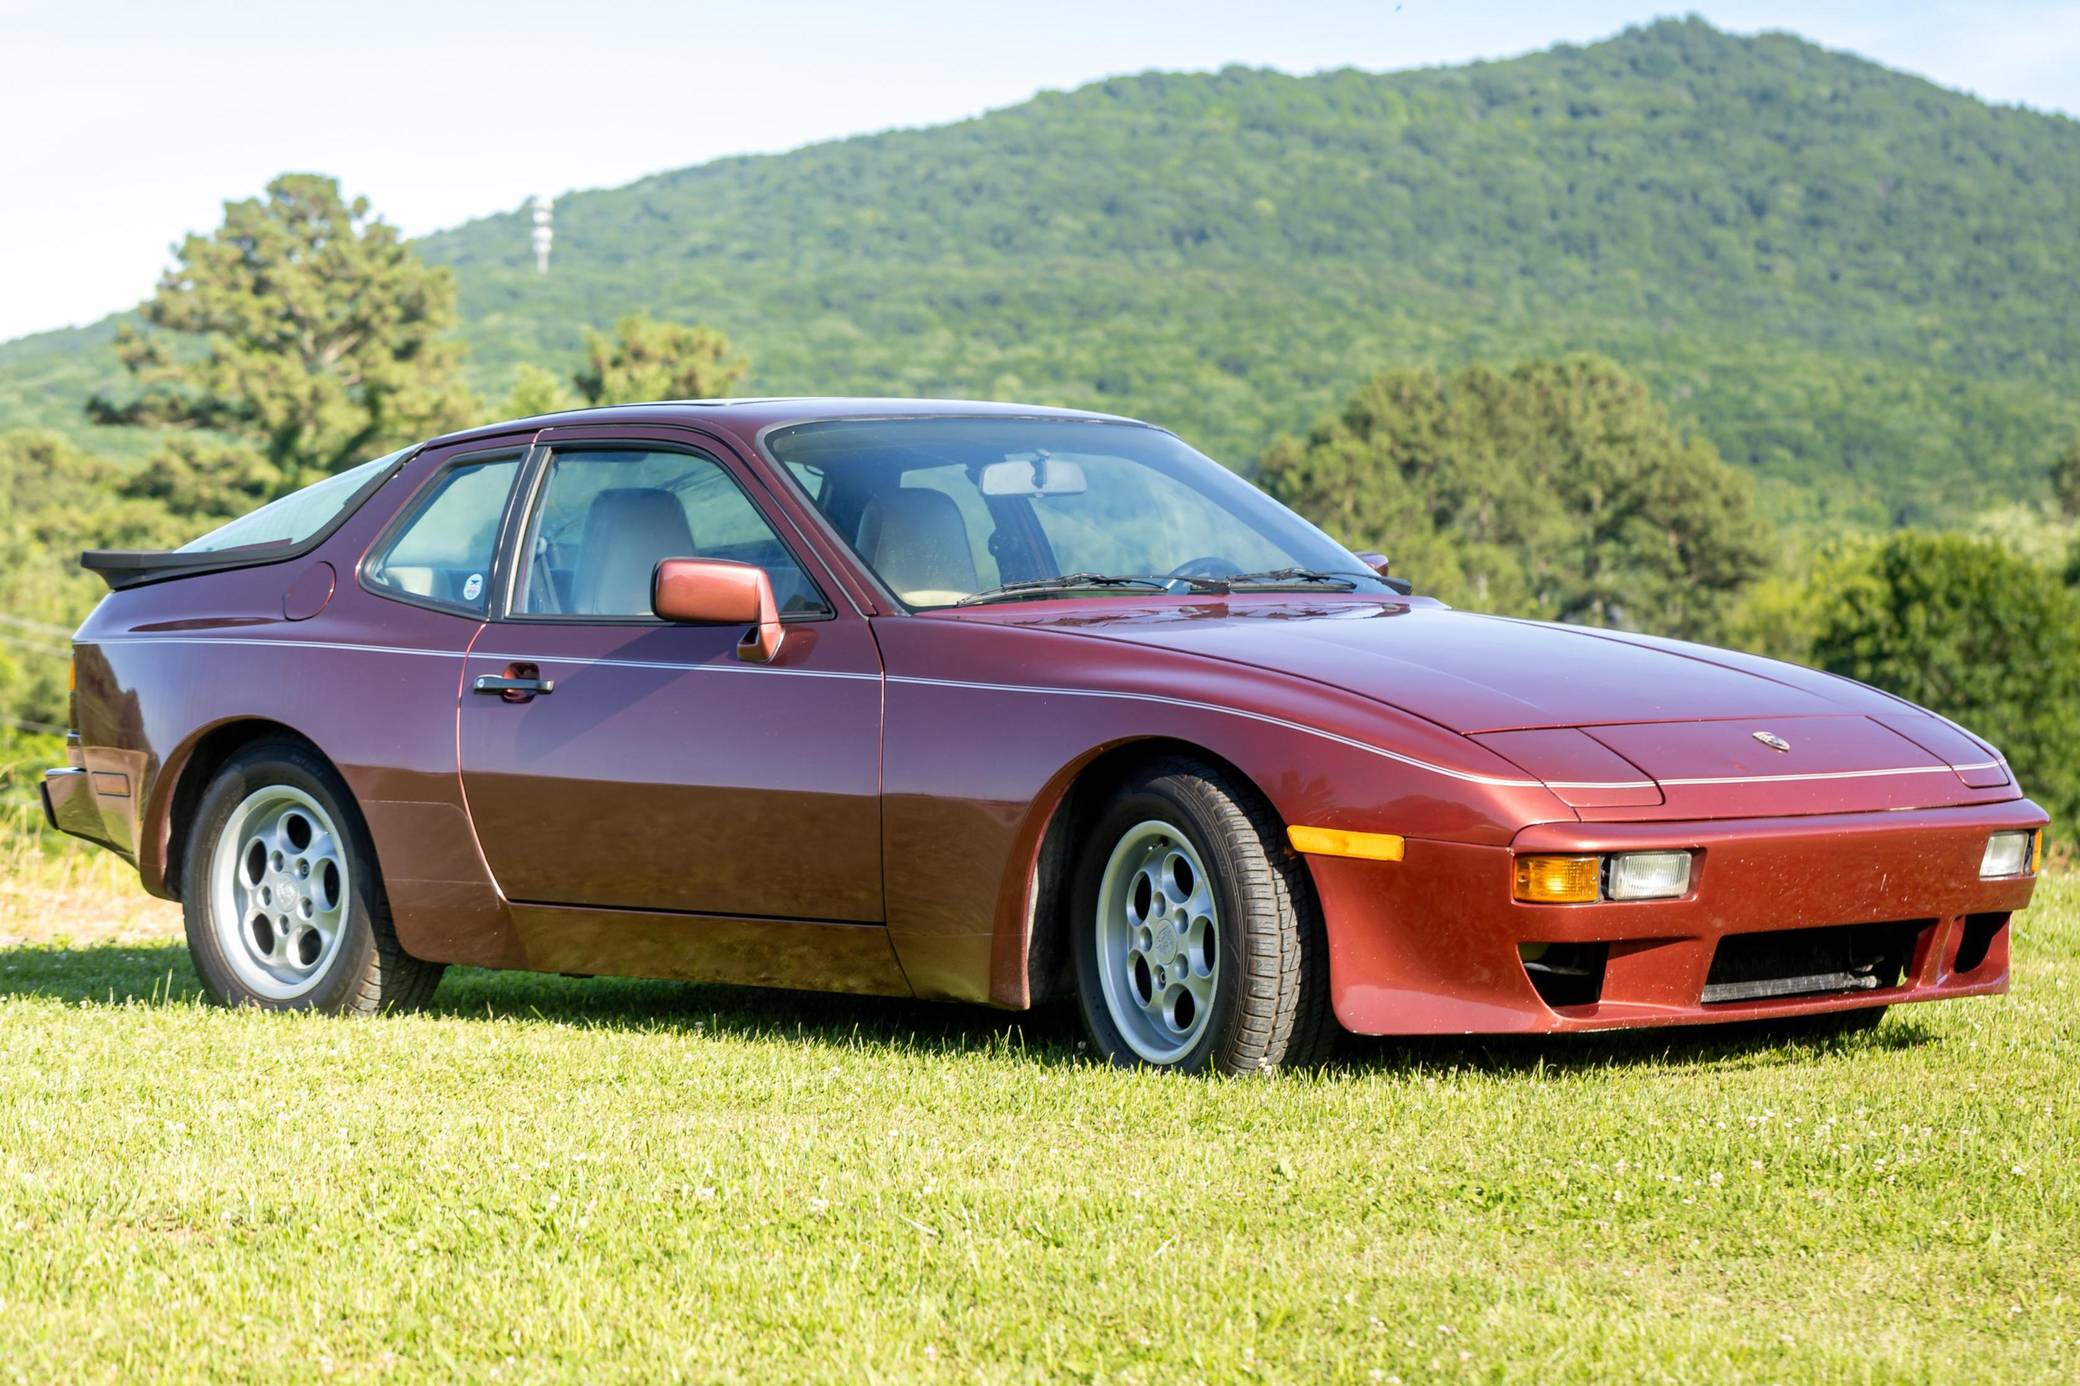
[181,739,442,1014]
[1072,758,1333,1073]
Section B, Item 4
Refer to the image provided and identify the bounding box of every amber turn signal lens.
[1514,855,1600,903]
[1287,825,1406,862]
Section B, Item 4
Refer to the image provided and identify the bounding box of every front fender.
[870,613,1569,1006]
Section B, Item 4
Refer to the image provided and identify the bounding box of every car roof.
[425,397,1155,451]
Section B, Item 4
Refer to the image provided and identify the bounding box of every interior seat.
[574,487,697,615]
[856,487,979,605]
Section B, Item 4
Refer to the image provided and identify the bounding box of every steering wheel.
[1168,555,1244,580]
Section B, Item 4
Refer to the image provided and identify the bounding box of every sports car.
[45,399,2046,1071]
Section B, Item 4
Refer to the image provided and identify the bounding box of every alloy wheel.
[208,784,351,1001]
[1094,819,1220,1063]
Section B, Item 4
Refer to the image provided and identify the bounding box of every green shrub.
[1262,355,1770,641]
[1812,533,2080,838]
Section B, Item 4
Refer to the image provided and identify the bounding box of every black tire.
[1071,757,1334,1073]
[180,737,443,1014]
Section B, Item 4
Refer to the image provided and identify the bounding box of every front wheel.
[1072,759,1334,1073]
[181,738,443,1014]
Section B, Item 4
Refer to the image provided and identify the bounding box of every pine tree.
[90,174,479,517]
[574,313,746,405]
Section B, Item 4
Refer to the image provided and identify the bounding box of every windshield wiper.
[954,572,1221,606]
[1222,567,1366,591]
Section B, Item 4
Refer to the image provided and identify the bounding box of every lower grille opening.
[1701,921,1924,1005]
[1519,941,1608,1009]
[1953,913,2008,974]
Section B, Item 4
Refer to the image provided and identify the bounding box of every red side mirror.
[1354,551,1392,578]
[651,558,785,663]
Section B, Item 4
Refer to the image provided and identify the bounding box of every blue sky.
[2,0,2076,342]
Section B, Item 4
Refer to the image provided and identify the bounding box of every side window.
[513,448,827,618]
[364,455,521,613]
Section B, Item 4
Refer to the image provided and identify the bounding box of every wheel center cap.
[1153,922,1176,958]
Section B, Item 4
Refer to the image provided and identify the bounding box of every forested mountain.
[6,17,2079,524]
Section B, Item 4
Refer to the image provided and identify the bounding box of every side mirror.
[1353,551,1415,596]
[651,557,785,663]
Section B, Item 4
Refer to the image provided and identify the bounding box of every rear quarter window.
[364,455,523,613]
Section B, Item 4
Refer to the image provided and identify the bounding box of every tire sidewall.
[181,741,382,1012]
[1072,779,1251,1072]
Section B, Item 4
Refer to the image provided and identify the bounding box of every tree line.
[11,20,2080,529]
[3,175,2075,840]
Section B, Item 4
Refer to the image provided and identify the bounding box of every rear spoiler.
[81,544,302,592]
[78,446,417,592]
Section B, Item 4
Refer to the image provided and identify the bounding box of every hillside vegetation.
[5,18,2079,525]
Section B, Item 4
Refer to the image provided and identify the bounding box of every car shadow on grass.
[0,940,1094,1061]
[0,940,1939,1075]
[1336,1015,1940,1078]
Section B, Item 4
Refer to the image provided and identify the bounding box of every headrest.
[857,487,979,605]
[573,487,696,615]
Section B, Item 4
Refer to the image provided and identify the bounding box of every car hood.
[963,598,2011,815]
[969,598,1858,733]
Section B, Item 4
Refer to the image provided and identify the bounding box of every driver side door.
[457,428,885,924]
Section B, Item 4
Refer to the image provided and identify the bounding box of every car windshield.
[177,451,403,554]
[768,418,1384,608]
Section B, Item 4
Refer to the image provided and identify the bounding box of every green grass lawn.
[1,875,2074,1383]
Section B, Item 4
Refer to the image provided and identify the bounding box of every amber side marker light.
[1287,826,1406,862]
[1514,855,1601,904]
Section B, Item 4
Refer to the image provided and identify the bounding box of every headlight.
[1980,831,2038,879]
[1606,850,1694,901]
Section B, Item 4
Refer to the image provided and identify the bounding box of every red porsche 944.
[46,400,2046,1071]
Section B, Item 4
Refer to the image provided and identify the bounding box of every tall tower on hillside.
[530,196,554,275]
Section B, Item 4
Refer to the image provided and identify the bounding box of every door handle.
[473,674,555,695]
[473,664,554,701]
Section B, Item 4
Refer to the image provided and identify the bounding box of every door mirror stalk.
[1354,551,1415,595]
[652,557,786,663]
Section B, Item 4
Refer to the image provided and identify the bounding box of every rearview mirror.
[652,557,785,663]
[979,457,1087,497]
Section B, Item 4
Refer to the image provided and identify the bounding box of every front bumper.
[1312,799,2048,1035]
